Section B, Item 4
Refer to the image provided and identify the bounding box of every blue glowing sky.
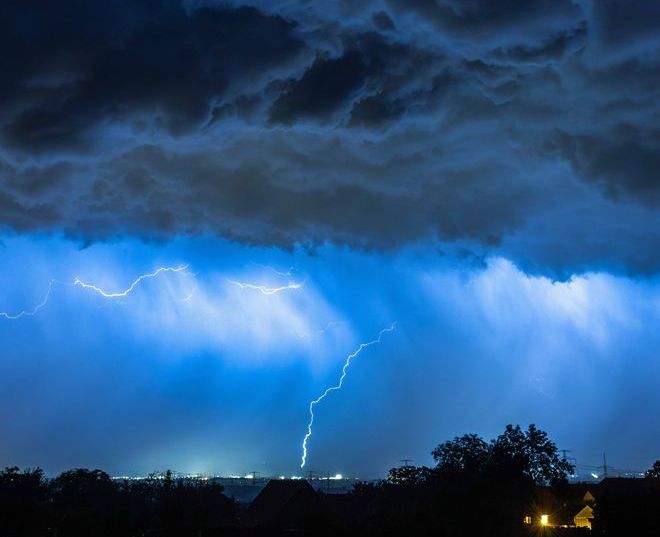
[1,1,659,477]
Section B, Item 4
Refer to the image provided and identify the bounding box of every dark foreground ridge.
[1,425,658,537]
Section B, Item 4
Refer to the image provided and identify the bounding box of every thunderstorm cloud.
[1,0,660,274]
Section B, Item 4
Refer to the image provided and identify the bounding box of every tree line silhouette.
[349,424,577,536]
[0,467,235,536]
[1,424,658,536]
[347,424,658,536]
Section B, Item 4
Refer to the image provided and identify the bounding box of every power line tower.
[560,449,577,476]
[306,470,316,481]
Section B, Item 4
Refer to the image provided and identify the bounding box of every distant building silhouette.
[242,479,329,531]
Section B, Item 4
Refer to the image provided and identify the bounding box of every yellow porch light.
[541,514,549,526]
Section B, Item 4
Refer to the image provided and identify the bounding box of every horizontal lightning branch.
[2,265,190,320]
[227,279,304,295]
[74,265,189,298]
[0,279,60,320]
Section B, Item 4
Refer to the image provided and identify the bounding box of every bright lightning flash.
[0,279,59,320]
[300,323,397,468]
[1,266,191,321]
[227,279,304,295]
[74,265,189,298]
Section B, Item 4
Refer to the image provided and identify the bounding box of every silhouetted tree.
[138,470,236,535]
[432,433,490,475]
[645,459,660,478]
[490,424,574,485]
[387,464,432,485]
[50,468,120,536]
[351,480,380,498]
[0,465,237,537]
[380,424,575,537]
[0,466,48,536]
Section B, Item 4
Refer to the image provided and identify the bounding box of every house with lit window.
[523,486,595,530]
[574,504,594,529]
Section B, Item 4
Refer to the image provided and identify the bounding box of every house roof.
[574,505,594,520]
[564,483,596,504]
[243,479,326,528]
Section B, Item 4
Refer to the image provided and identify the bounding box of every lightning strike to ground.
[300,322,397,468]
[74,265,189,298]
[227,279,304,295]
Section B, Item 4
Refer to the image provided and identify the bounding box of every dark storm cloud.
[270,32,438,124]
[385,0,583,42]
[1,137,532,248]
[588,0,660,54]
[0,0,303,151]
[491,23,586,63]
[270,50,368,122]
[2,0,660,273]
[372,11,395,32]
[548,125,660,205]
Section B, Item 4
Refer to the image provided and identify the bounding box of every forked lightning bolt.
[227,279,304,295]
[1,266,190,320]
[300,323,397,468]
[0,279,60,320]
[74,265,189,298]
[2,264,295,319]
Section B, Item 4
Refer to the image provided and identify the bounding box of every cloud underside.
[1,0,660,274]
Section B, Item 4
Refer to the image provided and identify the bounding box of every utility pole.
[400,459,413,467]
[603,453,608,478]
[561,450,577,477]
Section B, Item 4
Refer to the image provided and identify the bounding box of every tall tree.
[432,433,490,474]
[490,424,574,485]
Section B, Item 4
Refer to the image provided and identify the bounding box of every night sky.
[1,1,659,478]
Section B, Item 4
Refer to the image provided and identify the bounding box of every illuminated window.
[524,516,532,524]
[541,514,549,526]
